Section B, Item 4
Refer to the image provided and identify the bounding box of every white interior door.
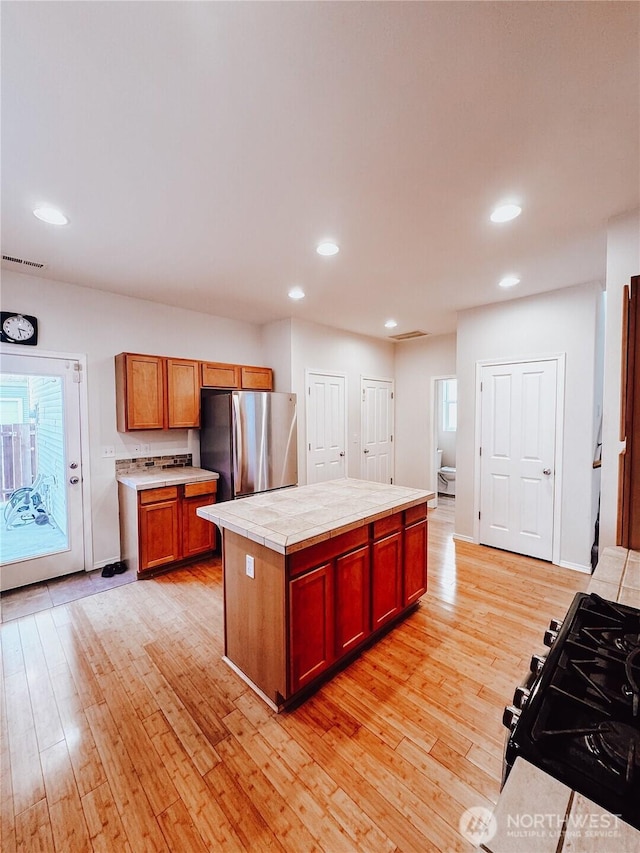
[361,377,394,483]
[1,352,85,590]
[479,359,558,561]
[306,371,346,484]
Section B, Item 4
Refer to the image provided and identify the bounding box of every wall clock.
[0,312,38,345]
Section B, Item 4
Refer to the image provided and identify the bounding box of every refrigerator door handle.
[232,393,243,496]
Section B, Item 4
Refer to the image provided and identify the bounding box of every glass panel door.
[0,352,84,591]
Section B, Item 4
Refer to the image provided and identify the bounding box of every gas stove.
[503,592,640,830]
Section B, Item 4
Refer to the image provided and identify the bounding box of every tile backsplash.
[115,454,192,475]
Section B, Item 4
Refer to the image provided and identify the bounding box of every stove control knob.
[549,618,563,632]
[513,686,531,709]
[502,705,521,730]
[544,628,559,648]
[530,653,546,674]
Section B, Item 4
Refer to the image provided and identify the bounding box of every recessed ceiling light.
[499,275,520,288]
[490,203,522,223]
[384,319,398,329]
[316,241,339,256]
[33,206,69,225]
[288,286,305,300]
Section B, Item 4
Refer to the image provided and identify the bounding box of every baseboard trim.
[559,560,592,574]
[452,533,474,544]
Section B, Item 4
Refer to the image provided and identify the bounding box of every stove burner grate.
[587,721,640,784]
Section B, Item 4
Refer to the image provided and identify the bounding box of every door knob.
[69,476,80,485]
[363,448,370,454]
[69,462,78,469]
[339,451,345,457]
[542,468,551,476]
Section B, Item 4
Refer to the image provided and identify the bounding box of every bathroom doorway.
[433,376,457,508]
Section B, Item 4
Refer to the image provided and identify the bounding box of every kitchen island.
[197,478,434,710]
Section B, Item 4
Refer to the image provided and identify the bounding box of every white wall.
[394,334,456,491]
[601,209,640,548]
[1,270,266,568]
[456,282,603,571]
[289,320,395,483]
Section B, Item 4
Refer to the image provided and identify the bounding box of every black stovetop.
[505,592,640,830]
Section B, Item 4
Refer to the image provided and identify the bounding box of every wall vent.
[388,329,431,341]
[2,254,46,269]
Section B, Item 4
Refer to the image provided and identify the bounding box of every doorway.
[360,377,394,484]
[305,371,347,484]
[433,377,457,504]
[477,357,564,562]
[0,352,87,591]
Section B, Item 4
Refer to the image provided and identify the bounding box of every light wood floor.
[1,509,589,852]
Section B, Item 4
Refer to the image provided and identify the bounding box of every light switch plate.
[245,555,255,579]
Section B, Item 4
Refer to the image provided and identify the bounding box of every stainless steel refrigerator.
[199,390,297,502]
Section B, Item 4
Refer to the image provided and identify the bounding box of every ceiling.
[2,2,639,340]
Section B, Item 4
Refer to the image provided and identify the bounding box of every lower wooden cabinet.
[371,529,403,630]
[404,517,428,605]
[289,562,335,693]
[223,502,429,708]
[119,480,217,576]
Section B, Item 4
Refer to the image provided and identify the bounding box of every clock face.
[0,312,38,345]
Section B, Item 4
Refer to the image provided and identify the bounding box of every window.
[442,378,457,432]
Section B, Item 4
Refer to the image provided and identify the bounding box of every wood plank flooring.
[1,507,588,852]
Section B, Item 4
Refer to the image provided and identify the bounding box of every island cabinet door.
[334,545,371,656]
[289,563,335,694]
[371,530,403,630]
[403,518,428,606]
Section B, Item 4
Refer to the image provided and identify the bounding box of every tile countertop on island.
[196,478,435,555]
[117,466,219,491]
[476,546,640,853]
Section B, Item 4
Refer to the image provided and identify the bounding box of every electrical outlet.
[102,445,115,458]
[245,555,255,579]
[141,443,151,454]
[133,444,142,454]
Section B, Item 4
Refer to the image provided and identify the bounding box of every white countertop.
[477,547,640,852]
[197,478,434,555]
[117,466,219,491]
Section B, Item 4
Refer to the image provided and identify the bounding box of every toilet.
[436,448,456,496]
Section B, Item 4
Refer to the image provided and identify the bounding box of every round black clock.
[0,312,38,345]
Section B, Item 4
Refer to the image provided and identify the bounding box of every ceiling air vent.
[2,254,46,269]
[388,329,431,341]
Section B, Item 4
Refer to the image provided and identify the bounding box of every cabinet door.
[404,519,428,605]
[166,358,200,428]
[371,531,403,630]
[201,362,240,388]
[289,563,334,693]
[118,353,166,430]
[182,494,216,558]
[334,546,370,656]
[240,366,273,390]
[139,499,180,570]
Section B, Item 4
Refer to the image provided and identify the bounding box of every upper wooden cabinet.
[116,353,166,431]
[241,365,273,390]
[166,358,200,428]
[116,352,274,431]
[116,353,200,431]
[201,362,241,388]
[202,361,273,391]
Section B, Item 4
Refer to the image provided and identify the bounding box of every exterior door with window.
[0,353,85,591]
[361,378,394,483]
[306,371,347,484]
[479,359,558,561]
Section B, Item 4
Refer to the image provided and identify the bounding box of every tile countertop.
[196,478,435,555]
[117,466,219,491]
[475,546,640,853]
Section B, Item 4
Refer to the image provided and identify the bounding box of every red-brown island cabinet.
[218,501,429,710]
